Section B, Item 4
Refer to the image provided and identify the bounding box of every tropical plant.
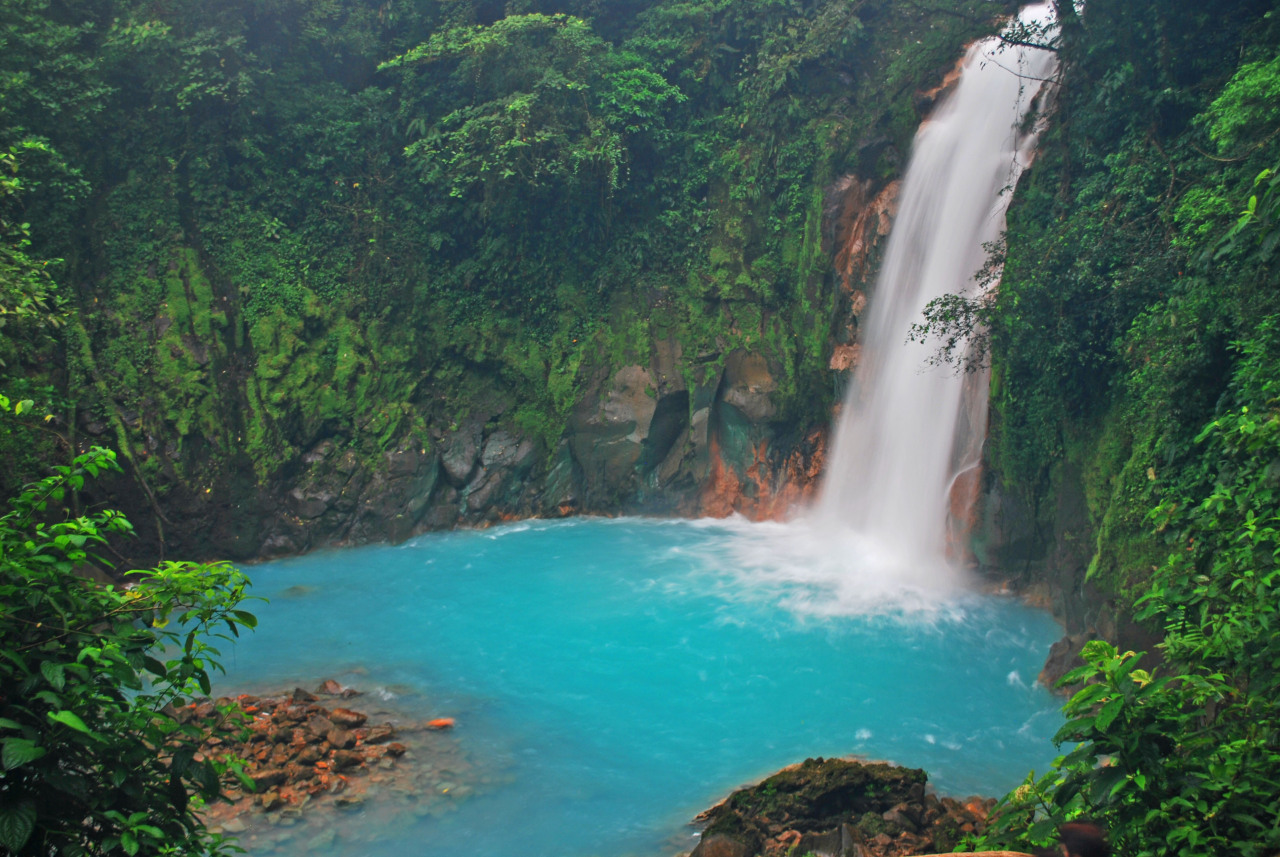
[0,430,257,856]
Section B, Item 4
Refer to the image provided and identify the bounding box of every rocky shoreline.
[685,757,1000,857]
[193,681,495,854]
[187,682,1014,857]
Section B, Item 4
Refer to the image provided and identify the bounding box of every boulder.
[720,350,778,423]
[441,429,479,487]
[689,833,755,857]
[250,768,288,790]
[288,487,333,520]
[331,750,363,771]
[329,708,367,729]
[326,729,355,749]
[363,724,396,744]
[306,715,335,740]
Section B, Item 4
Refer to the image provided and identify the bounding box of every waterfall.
[717,6,1058,616]
[815,6,1058,558]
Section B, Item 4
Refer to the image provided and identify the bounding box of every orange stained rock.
[698,428,827,522]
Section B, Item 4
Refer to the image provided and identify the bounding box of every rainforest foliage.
[916,0,1280,853]
[0,427,257,856]
[5,0,1280,853]
[0,0,1012,513]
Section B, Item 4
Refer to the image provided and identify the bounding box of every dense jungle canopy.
[1,0,1018,526]
[2,0,1280,853]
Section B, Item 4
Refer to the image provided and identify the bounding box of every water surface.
[220,517,1062,857]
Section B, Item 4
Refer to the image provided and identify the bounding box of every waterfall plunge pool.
[216,516,1064,857]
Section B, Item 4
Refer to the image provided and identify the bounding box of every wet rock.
[288,487,332,520]
[363,724,396,744]
[797,827,843,856]
[689,833,754,857]
[692,757,996,857]
[720,350,779,423]
[295,745,323,765]
[332,750,363,771]
[326,729,355,750]
[481,430,535,470]
[251,768,288,790]
[881,805,919,834]
[291,687,317,703]
[306,715,336,740]
[441,430,479,487]
[329,708,367,729]
[568,365,658,494]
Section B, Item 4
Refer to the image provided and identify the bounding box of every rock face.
[80,163,906,567]
[691,757,997,857]
[971,460,1165,692]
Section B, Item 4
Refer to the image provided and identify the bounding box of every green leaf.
[1095,696,1125,733]
[46,710,92,735]
[40,660,66,691]
[0,717,22,731]
[1089,766,1129,804]
[231,609,257,628]
[1080,639,1117,662]
[3,737,47,769]
[0,802,36,852]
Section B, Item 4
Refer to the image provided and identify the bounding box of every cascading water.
[817,7,1057,561]
[721,6,1058,614]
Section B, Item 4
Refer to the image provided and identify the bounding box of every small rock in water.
[426,717,456,730]
[330,708,368,729]
[363,724,396,744]
[332,750,363,771]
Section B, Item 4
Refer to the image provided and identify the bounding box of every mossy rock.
[700,757,926,851]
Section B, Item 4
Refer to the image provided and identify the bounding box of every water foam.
[729,5,1060,612]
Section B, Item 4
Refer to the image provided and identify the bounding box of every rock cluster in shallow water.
[188,680,475,845]
[688,757,998,857]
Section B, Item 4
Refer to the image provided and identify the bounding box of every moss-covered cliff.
[0,0,1014,563]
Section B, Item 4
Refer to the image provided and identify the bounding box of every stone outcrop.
[688,758,999,857]
[970,461,1164,691]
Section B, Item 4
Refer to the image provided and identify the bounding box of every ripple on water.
[219,517,1064,857]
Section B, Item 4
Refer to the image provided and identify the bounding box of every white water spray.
[817,5,1058,558]
[722,7,1058,616]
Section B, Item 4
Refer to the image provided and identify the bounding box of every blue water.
[218,517,1063,857]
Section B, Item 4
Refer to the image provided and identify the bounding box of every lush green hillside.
[0,0,1012,560]
[5,0,1280,852]
[933,0,1280,852]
